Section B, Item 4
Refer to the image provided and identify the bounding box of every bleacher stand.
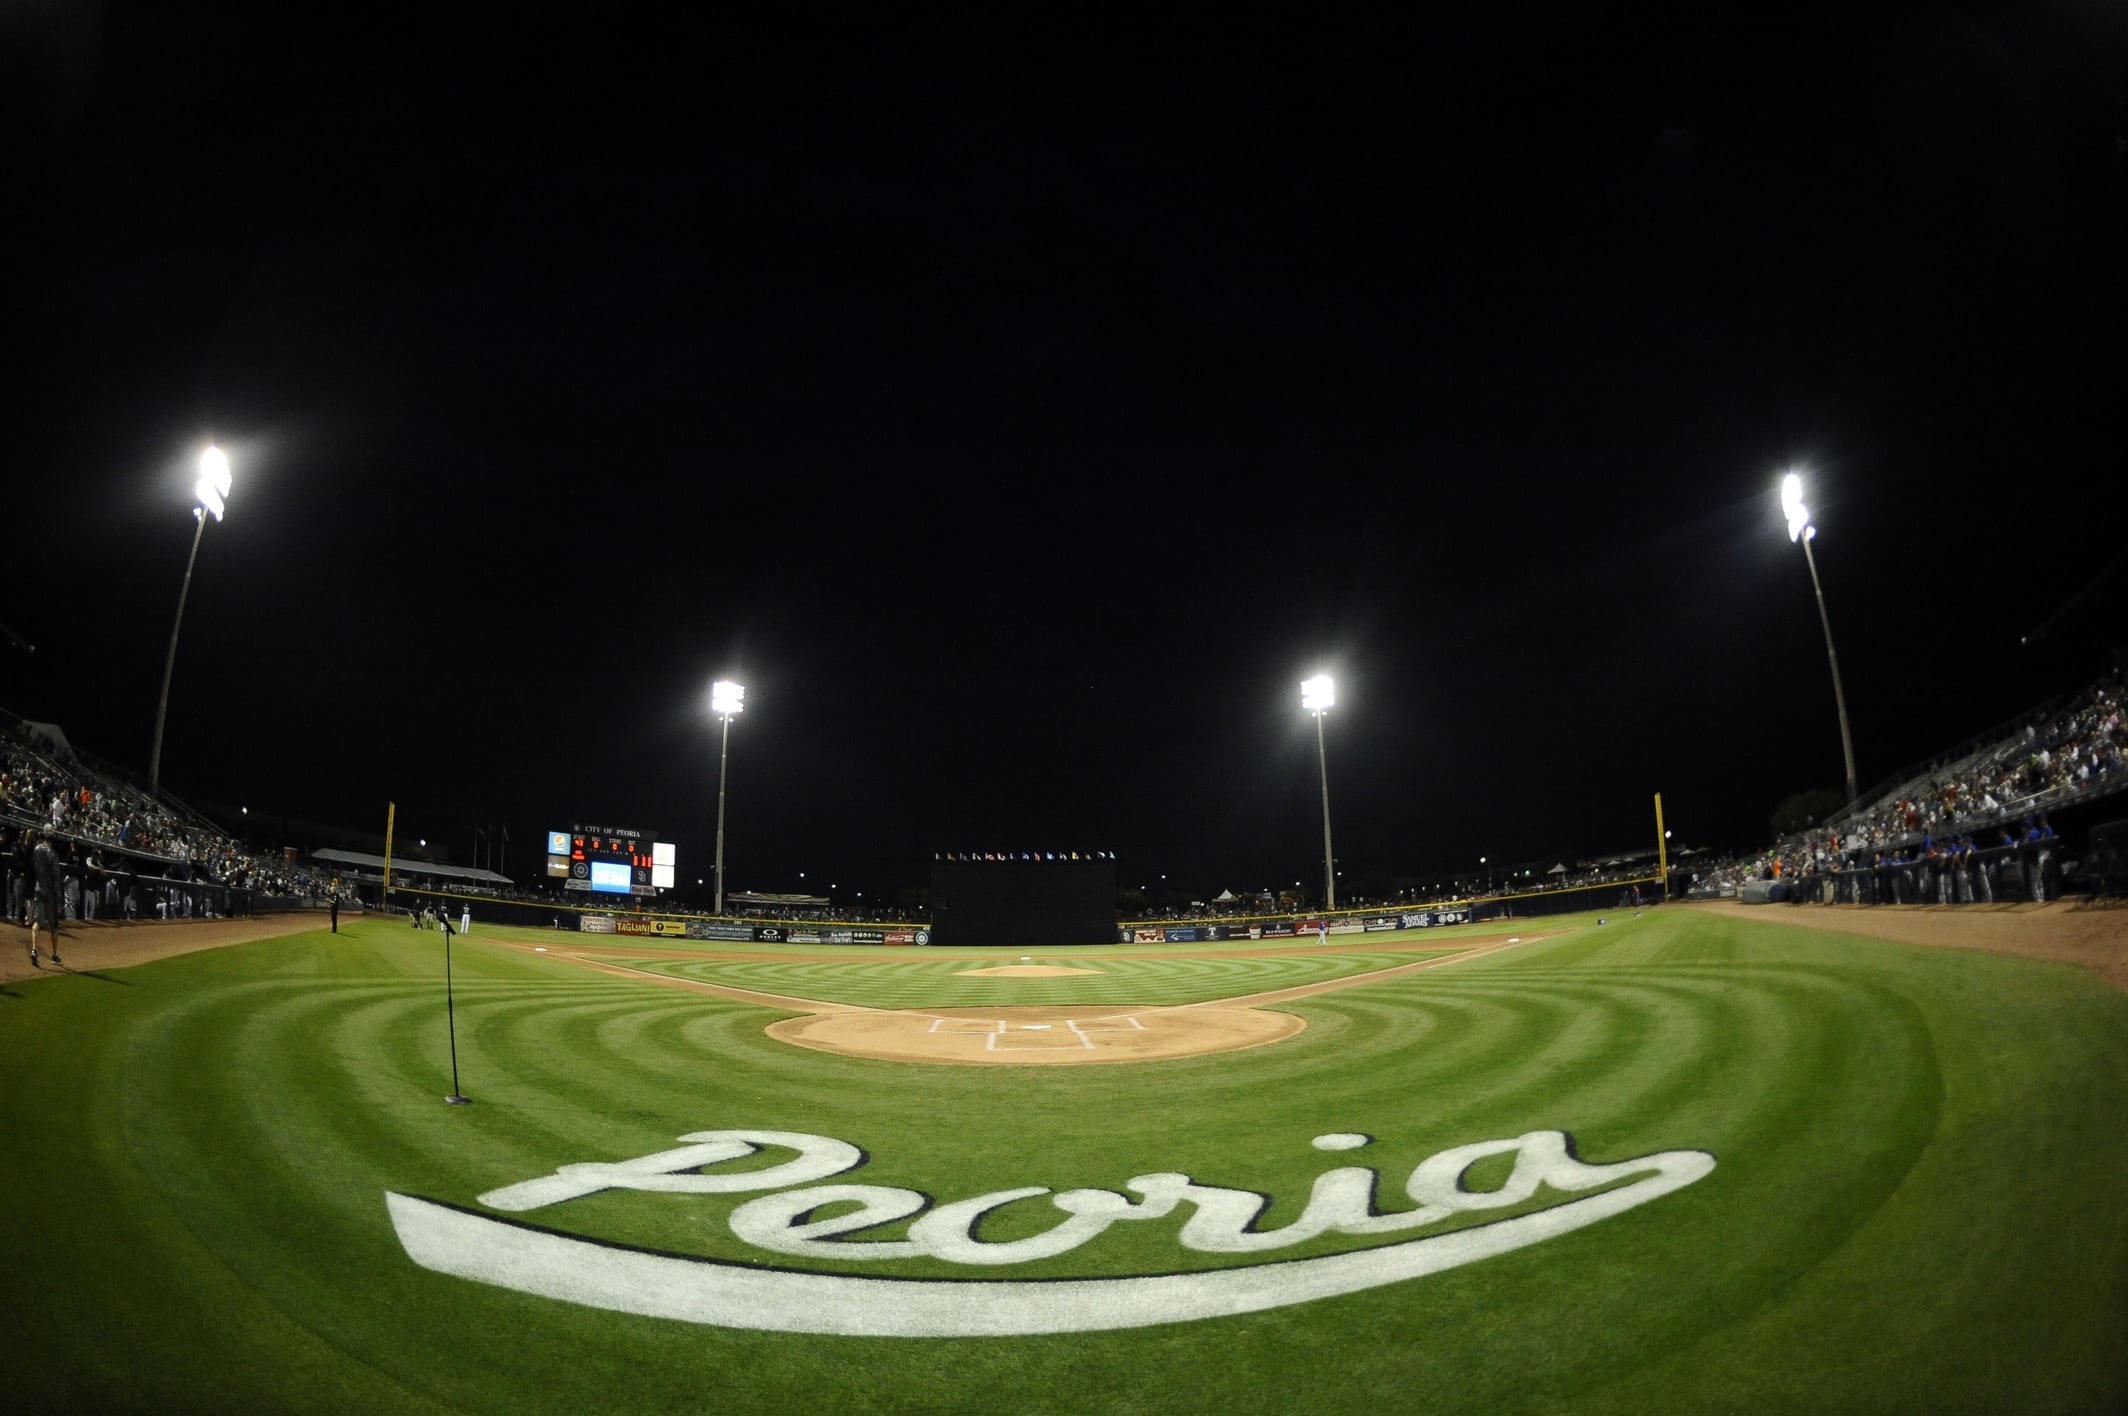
[1687,671,2125,906]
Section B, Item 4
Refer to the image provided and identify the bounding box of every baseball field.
[4,902,2125,1413]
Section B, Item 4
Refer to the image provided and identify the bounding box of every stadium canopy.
[20,720,77,760]
[1212,888,1239,901]
[309,848,513,885]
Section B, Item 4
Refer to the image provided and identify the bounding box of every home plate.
[1024,1024,1052,1030]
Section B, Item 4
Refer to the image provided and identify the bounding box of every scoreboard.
[549,824,671,896]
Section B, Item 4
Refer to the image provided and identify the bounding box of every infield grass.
[588,940,1464,1006]
[3,908,2125,1413]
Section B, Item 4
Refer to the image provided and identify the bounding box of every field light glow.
[1781,471,1810,543]
[711,680,746,717]
[196,444,232,522]
[1301,675,1335,712]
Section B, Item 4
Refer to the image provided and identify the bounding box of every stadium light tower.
[710,679,746,914]
[1301,674,1337,911]
[1780,471,1858,805]
[149,444,233,790]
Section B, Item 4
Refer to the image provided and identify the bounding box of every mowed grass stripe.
[6,911,2126,1415]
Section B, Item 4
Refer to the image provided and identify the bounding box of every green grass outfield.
[4,909,2125,1413]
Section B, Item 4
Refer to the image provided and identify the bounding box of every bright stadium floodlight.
[1301,675,1337,910]
[710,679,746,914]
[1778,470,1858,805]
[1780,471,1809,544]
[196,444,231,522]
[150,444,234,790]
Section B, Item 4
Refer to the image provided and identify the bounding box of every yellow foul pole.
[383,801,396,912]
[1653,792,1669,899]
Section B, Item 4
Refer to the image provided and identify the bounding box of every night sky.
[4,7,2123,908]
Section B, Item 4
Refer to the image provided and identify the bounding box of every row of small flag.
[936,851,1115,862]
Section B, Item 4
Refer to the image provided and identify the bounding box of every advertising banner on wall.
[753,925,786,942]
[1397,907,1474,928]
[885,929,918,945]
[789,929,823,944]
[1133,928,1166,943]
[579,914,617,934]
[616,918,686,937]
[1363,916,1401,932]
[1162,926,1199,942]
[1201,925,1230,941]
[1261,920,1296,937]
[685,921,756,941]
[1329,921,1365,935]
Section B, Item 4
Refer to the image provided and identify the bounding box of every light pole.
[710,679,746,915]
[1781,472,1858,804]
[1301,674,1337,911]
[150,445,232,790]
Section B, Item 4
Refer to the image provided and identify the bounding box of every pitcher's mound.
[767,1004,1303,1065]
[954,964,1103,977]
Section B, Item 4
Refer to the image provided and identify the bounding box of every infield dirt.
[1683,898,2128,991]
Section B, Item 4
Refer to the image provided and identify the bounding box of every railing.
[1840,692,2068,824]
[1738,839,2069,906]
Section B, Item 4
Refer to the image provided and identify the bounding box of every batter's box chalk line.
[923,1015,1147,1049]
[1069,1015,1146,1033]
[926,1017,1008,1035]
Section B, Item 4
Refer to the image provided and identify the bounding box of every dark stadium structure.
[929,855,1119,948]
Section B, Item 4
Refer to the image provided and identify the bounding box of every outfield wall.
[366,873,1665,945]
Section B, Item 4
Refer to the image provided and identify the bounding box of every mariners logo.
[387,1126,1713,1336]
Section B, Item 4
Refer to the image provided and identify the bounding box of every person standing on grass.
[27,829,61,968]
[329,893,340,933]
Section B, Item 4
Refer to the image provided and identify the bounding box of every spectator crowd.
[1689,671,2125,906]
[3,718,334,927]
[11,670,2122,940]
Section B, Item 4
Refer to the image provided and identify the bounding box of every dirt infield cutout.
[770,1003,1304,1064]
[527,931,1551,1066]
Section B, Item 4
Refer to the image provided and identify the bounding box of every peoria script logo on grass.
[386,1128,1714,1336]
